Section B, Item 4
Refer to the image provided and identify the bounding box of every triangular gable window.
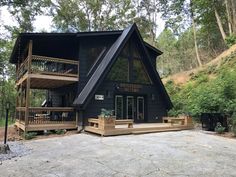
[107,36,151,84]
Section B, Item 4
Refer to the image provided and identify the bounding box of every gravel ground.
[0,142,31,161]
[0,130,236,177]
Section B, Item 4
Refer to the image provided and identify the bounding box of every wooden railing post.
[28,40,32,74]
[25,40,33,127]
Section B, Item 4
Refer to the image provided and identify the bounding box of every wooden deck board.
[15,120,77,132]
[16,73,78,89]
[85,123,194,136]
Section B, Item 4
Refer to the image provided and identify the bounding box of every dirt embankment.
[162,44,236,85]
[0,126,21,141]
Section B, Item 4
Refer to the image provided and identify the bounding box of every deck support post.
[25,77,30,128]
[19,83,23,123]
[25,40,33,130]
[76,111,79,127]
[77,111,84,132]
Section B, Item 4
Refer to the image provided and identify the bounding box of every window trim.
[137,96,144,120]
[115,95,123,119]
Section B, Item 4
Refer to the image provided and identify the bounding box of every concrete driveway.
[1,130,236,177]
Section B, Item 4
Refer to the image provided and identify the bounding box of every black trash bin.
[200,113,228,131]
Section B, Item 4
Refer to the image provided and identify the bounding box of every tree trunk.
[231,0,236,34]
[192,17,202,67]
[190,0,202,67]
[215,8,227,40]
[225,0,232,35]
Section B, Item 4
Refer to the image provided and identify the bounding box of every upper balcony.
[16,54,79,89]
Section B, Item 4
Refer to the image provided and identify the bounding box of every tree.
[2,0,51,34]
[159,0,202,67]
[50,0,137,32]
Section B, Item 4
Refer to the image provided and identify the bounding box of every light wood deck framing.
[85,123,194,136]
[14,40,79,132]
[85,116,194,136]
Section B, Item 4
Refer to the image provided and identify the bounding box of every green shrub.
[55,129,65,135]
[214,122,225,134]
[226,35,236,47]
[206,65,217,74]
[24,132,37,140]
[231,113,236,136]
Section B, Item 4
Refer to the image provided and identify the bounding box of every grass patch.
[0,119,15,127]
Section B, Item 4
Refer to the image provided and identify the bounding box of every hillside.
[164,46,236,118]
[163,44,236,85]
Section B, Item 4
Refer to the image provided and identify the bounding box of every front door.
[115,95,145,122]
[126,96,134,119]
[136,96,145,123]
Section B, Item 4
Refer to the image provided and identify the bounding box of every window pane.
[133,59,150,84]
[87,47,105,72]
[137,97,144,120]
[115,96,123,119]
[127,96,134,119]
[107,57,129,82]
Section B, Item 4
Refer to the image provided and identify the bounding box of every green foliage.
[100,108,114,117]
[166,53,236,119]
[231,113,236,136]
[225,35,236,47]
[0,119,14,127]
[55,129,65,135]
[31,90,46,107]
[24,132,37,140]
[51,0,136,32]
[214,122,225,134]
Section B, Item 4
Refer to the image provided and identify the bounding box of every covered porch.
[15,107,78,132]
[14,40,79,132]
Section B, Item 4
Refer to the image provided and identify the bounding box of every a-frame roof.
[73,24,172,110]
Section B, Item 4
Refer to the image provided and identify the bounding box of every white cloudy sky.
[0,6,165,36]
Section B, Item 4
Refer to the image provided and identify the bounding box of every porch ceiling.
[16,73,78,89]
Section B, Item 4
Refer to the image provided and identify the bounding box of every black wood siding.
[77,35,118,94]
[83,81,168,124]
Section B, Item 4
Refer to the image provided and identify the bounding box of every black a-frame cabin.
[10,23,172,132]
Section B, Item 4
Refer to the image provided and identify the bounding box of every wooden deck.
[16,54,79,89]
[15,107,78,132]
[14,40,79,132]
[15,119,77,132]
[85,116,194,136]
[85,123,194,136]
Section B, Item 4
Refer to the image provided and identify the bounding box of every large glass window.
[133,59,150,84]
[107,57,129,82]
[106,38,151,84]
[87,47,105,72]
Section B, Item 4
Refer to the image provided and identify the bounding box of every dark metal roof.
[9,29,162,64]
[73,25,133,107]
[9,33,77,64]
[73,24,172,110]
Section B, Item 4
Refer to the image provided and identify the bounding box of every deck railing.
[16,107,76,125]
[16,56,29,80]
[16,55,79,81]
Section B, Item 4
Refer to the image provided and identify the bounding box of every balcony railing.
[16,107,76,125]
[16,55,79,81]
